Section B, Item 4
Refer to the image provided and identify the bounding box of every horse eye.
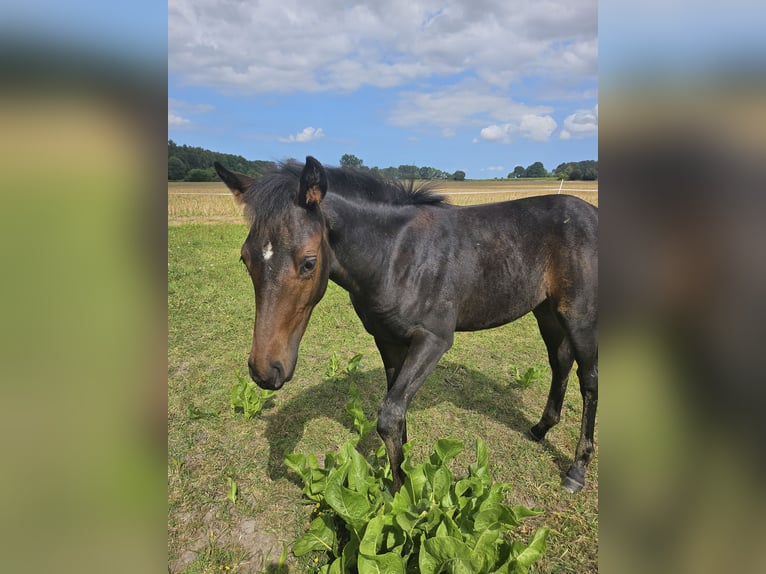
[300,256,317,275]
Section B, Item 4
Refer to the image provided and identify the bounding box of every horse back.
[444,194,597,330]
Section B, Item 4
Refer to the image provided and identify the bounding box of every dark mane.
[241,160,445,226]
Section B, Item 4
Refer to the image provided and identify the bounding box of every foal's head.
[215,157,331,390]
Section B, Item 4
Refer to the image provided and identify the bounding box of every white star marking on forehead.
[263,241,273,261]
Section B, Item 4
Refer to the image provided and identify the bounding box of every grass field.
[168,182,598,572]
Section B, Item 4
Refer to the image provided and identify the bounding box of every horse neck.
[322,195,411,293]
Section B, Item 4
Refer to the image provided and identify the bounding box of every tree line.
[510,160,597,180]
[168,140,275,181]
[168,141,596,182]
[338,154,462,181]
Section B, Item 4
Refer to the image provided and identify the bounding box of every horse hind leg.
[528,301,575,442]
[560,321,598,493]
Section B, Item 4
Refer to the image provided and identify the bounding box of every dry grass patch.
[168,179,597,225]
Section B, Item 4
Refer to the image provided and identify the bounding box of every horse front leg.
[374,337,409,443]
[377,327,452,493]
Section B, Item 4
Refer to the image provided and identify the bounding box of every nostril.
[271,361,284,379]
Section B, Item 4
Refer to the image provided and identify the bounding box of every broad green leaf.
[325,478,372,521]
[346,353,363,374]
[511,504,544,521]
[347,445,372,493]
[226,476,237,503]
[394,509,424,537]
[455,477,484,515]
[284,429,549,574]
[431,465,453,503]
[360,513,404,555]
[341,536,360,567]
[469,438,490,483]
[284,452,328,500]
[375,442,387,459]
[422,505,445,535]
[384,527,405,555]
[391,487,414,518]
[435,513,461,540]
[292,514,337,556]
[420,536,481,574]
[433,438,463,464]
[403,463,429,503]
[335,441,356,468]
[359,514,387,555]
[345,380,376,439]
[478,483,511,513]
[283,453,307,478]
[358,551,405,574]
[469,526,501,569]
[187,405,218,420]
[474,505,517,532]
[514,528,549,568]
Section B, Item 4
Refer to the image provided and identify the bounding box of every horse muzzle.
[248,358,291,390]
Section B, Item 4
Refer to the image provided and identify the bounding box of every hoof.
[526,426,545,442]
[562,472,585,493]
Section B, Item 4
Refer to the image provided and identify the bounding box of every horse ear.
[214,162,253,204]
[297,156,327,209]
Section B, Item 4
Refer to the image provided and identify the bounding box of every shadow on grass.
[262,563,290,573]
[261,359,574,486]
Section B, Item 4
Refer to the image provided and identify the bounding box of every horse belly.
[455,292,539,331]
[453,262,546,331]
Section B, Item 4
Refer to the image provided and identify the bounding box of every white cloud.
[169,0,597,95]
[479,124,513,143]
[519,114,558,142]
[168,1,596,147]
[168,112,190,127]
[168,97,213,128]
[559,104,598,140]
[477,114,557,144]
[278,127,325,143]
[389,83,555,136]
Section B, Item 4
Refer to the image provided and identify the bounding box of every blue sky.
[169,0,597,179]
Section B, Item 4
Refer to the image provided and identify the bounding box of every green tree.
[168,156,188,180]
[419,166,436,179]
[340,154,364,169]
[398,164,419,179]
[167,140,275,180]
[185,167,217,182]
[552,160,598,181]
[512,165,526,178]
[553,162,570,179]
[525,161,547,178]
[452,170,466,181]
[582,166,597,180]
[380,166,399,179]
